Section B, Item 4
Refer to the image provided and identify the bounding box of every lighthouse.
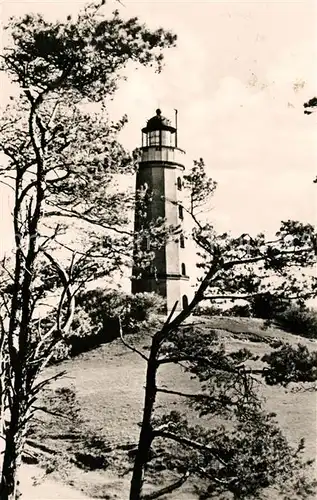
[131,109,190,314]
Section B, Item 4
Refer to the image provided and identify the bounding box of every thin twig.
[156,387,238,406]
[141,471,190,499]
[152,429,228,468]
[164,301,178,326]
[32,406,73,420]
[118,317,149,362]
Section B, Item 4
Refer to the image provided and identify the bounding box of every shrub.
[76,288,164,328]
[226,303,251,318]
[249,292,290,320]
[76,288,128,330]
[275,305,317,339]
[193,304,223,317]
[128,291,165,324]
[50,341,72,363]
[67,289,165,355]
[70,308,95,337]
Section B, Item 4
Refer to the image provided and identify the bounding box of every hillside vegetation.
[22,316,317,500]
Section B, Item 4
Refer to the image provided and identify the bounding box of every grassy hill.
[24,316,317,499]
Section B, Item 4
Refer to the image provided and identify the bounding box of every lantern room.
[141,109,178,148]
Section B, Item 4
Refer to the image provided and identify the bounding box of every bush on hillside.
[226,303,251,318]
[249,292,290,320]
[76,288,164,329]
[128,291,165,324]
[67,289,165,355]
[275,305,317,339]
[193,304,223,317]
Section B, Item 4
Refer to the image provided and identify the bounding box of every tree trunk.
[129,351,158,500]
[0,403,24,500]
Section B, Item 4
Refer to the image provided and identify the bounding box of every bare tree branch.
[152,429,228,467]
[119,317,149,362]
[141,472,190,499]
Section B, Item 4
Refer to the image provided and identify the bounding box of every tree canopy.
[0,3,176,498]
[128,160,317,500]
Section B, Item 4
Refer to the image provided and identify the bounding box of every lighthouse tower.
[131,109,190,314]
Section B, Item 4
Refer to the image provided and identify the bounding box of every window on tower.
[181,263,186,276]
[161,130,171,146]
[182,295,189,309]
[177,177,182,190]
[180,233,185,248]
[178,204,184,220]
[149,130,160,146]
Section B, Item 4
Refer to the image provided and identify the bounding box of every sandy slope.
[20,464,91,499]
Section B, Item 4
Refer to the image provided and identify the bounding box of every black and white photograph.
[0,0,316,498]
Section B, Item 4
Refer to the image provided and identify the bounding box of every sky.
[0,0,316,257]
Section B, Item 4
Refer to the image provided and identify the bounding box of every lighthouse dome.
[142,109,175,133]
